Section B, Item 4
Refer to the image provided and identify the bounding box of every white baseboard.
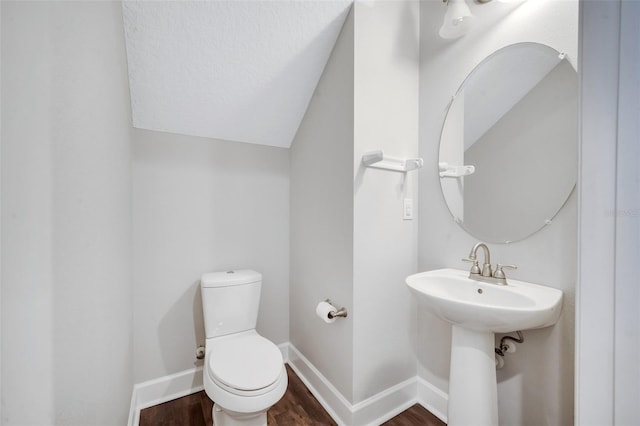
[351,377,418,426]
[416,376,448,424]
[286,343,422,426]
[127,366,204,426]
[127,342,448,426]
[127,342,289,426]
[277,342,289,363]
[286,344,353,424]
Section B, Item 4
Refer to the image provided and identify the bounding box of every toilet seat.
[207,331,283,396]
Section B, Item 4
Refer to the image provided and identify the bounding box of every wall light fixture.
[439,0,526,40]
[439,0,475,39]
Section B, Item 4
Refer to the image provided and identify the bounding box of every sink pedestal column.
[448,325,498,426]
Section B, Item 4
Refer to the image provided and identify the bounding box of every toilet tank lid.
[201,270,262,288]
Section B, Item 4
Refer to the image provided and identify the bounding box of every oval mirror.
[438,42,578,243]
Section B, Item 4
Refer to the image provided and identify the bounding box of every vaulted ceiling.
[122,0,352,148]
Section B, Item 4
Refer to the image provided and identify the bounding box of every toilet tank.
[200,270,262,338]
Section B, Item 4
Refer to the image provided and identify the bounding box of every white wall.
[352,0,419,403]
[418,0,578,424]
[1,1,133,424]
[132,130,290,383]
[290,2,420,413]
[289,7,355,402]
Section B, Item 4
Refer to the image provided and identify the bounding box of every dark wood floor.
[139,365,445,426]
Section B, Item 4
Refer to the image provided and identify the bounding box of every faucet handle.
[462,257,481,274]
[494,264,517,279]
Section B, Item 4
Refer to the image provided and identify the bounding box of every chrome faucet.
[463,242,493,277]
[462,242,517,285]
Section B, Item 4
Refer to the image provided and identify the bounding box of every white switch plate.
[403,198,413,220]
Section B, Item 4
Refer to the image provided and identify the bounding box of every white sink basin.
[406,268,563,333]
[407,268,563,425]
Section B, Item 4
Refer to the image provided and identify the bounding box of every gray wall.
[132,130,290,383]
[289,7,356,401]
[1,3,293,421]
[576,1,640,423]
[351,0,420,404]
[290,1,420,409]
[1,2,133,424]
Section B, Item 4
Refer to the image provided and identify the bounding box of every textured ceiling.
[122,0,352,148]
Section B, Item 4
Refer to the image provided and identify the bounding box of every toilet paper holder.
[325,299,348,319]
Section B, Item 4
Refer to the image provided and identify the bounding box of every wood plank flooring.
[139,365,445,426]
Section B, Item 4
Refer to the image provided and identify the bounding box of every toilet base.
[212,403,267,426]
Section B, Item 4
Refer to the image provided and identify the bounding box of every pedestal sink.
[406,268,563,426]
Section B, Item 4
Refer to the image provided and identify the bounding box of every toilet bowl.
[200,270,287,426]
[204,330,287,425]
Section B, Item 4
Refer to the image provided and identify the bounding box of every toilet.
[201,270,287,426]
